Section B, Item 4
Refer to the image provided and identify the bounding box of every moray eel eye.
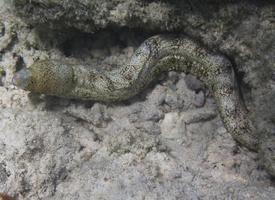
[12,68,31,89]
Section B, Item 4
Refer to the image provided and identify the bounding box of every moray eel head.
[13,60,74,96]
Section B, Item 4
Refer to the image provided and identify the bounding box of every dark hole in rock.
[35,26,152,61]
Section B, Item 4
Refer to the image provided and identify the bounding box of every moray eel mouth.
[12,68,31,89]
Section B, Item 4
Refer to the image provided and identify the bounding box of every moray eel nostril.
[12,68,31,89]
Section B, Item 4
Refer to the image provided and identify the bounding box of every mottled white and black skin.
[13,35,274,176]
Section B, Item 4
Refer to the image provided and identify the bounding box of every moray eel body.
[13,35,273,175]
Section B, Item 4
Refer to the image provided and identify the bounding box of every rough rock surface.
[0,0,274,199]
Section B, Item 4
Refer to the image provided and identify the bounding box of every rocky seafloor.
[0,0,275,199]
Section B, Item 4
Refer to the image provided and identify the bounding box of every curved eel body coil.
[13,35,258,152]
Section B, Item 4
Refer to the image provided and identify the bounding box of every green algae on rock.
[11,0,180,33]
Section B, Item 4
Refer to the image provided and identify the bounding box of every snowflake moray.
[13,35,275,176]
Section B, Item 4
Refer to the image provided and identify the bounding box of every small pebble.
[161,112,184,139]
[0,66,5,76]
[271,71,275,81]
[0,22,4,37]
[184,74,204,92]
[0,66,5,86]
[193,90,205,107]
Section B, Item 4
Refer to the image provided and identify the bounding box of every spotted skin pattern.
[14,35,274,176]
